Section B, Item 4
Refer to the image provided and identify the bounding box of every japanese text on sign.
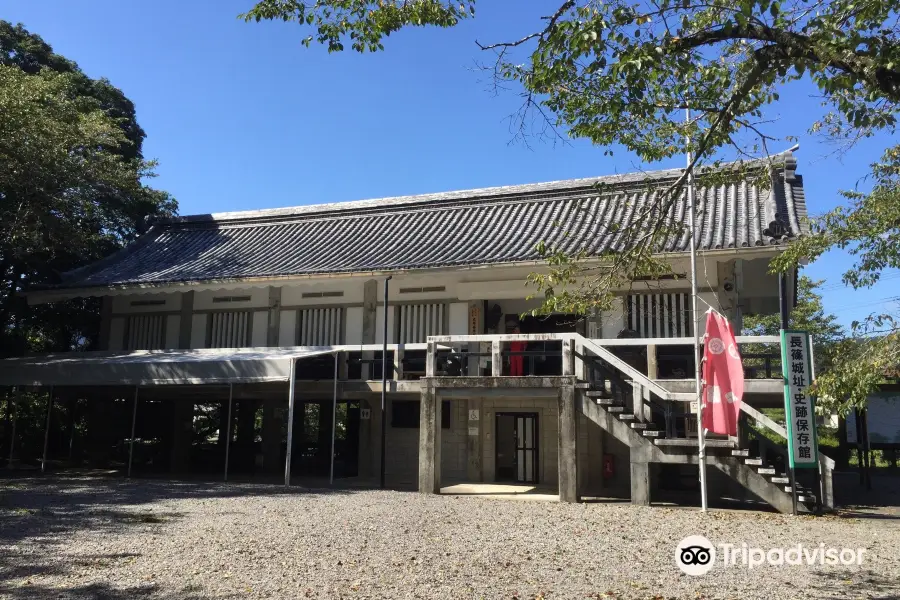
[780,330,818,468]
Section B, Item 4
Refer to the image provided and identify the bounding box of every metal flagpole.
[330,351,338,485]
[224,383,233,482]
[380,275,392,488]
[686,107,708,512]
[285,359,297,487]
[128,387,139,478]
[41,386,54,474]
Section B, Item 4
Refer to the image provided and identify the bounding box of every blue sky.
[5,0,898,328]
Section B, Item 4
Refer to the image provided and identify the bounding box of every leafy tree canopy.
[243,0,900,411]
[0,21,176,356]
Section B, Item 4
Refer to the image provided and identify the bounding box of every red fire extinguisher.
[603,454,615,479]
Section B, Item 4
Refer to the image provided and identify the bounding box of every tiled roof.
[53,152,807,290]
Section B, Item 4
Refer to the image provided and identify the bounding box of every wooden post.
[491,340,502,377]
[562,339,575,376]
[425,342,435,378]
[646,344,658,379]
[395,345,405,380]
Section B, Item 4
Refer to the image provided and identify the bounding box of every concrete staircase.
[576,338,827,514]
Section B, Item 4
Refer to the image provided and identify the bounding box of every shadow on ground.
[0,474,361,596]
[833,471,900,520]
[812,568,900,600]
[0,474,358,546]
[0,580,242,599]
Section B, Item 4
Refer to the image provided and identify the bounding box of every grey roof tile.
[53,153,807,290]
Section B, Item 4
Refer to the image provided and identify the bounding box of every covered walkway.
[0,347,340,485]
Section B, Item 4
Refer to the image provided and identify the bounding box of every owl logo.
[707,338,725,354]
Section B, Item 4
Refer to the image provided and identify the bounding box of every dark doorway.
[495,412,539,483]
[515,314,579,375]
[289,400,360,478]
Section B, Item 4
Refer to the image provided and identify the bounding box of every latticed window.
[207,311,251,348]
[125,315,166,350]
[624,292,693,338]
[297,307,344,346]
[397,303,445,343]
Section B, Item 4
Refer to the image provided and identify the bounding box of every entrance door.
[495,413,539,483]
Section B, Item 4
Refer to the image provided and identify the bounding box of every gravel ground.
[0,476,898,599]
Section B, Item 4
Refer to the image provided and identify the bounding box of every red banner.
[701,311,744,436]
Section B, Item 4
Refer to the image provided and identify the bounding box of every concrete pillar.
[170,400,193,473]
[418,385,441,493]
[557,383,579,502]
[262,398,284,473]
[466,398,482,482]
[630,445,651,505]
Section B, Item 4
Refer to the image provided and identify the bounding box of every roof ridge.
[163,152,795,227]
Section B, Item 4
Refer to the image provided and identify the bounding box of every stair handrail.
[739,403,835,471]
[577,335,676,401]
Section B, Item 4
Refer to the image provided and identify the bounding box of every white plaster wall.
[448,302,468,335]
[279,309,297,346]
[108,317,125,351]
[190,314,207,349]
[194,287,269,311]
[345,306,363,344]
[111,293,181,314]
[251,310,268,346]
[281,280,365,306]
[164,315,181,349]
[601,297,626,339]
[374,305,395,344]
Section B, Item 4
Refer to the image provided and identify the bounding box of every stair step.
[630,422,657,430]
[656,438,734,448]
[757,467,776,475]
[606,406,625,413]
[585,390,613,398]
[784,485,814,494]
[798,495,816,504]
[595,398,623,406]
[731,449,750,457]
[618,414,637,421]
[642,430,663,438]
[770,476,790,484]
[745,458,764,466]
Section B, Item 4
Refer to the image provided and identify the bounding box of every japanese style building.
[0,150,834,512]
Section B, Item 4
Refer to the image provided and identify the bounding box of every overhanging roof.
[0,347,336,387]
[33,151,807,299]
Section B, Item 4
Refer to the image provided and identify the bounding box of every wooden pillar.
[267,287,281,347]
[646,344,658,379]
